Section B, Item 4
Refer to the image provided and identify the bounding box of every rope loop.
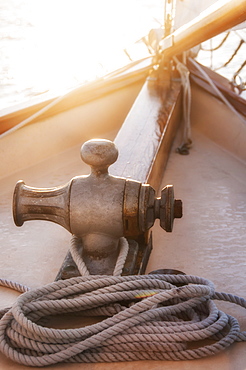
[70,235,129,276]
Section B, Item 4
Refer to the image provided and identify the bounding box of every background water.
[0,0,245,111]
[0,0,164,110]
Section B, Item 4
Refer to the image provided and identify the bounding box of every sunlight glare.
[12,0,162,96]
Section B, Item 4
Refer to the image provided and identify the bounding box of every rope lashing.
[173,56,192,154]
[0,274,245,366]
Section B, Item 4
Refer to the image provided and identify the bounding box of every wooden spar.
[160,0,246,58]
[111,78,182,190]
[109,75,181,273]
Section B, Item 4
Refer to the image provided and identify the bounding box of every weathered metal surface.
[138,233,153,275]
[13,180,71,230]
[123,180,141,237]
[55,239,139,280]
[160,185,182,232]
[13,138,182,276]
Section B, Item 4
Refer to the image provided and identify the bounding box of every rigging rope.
[189,58,245,122]
[214,39,244,72]
[173,56,192,154]
[199,29,246,95]
[232,60,246,93]
[200,32,230,52]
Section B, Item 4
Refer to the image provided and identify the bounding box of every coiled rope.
[0,274,245,366]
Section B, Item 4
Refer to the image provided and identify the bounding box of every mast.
[164,0,176,37]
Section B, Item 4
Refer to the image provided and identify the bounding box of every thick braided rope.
[70,236,90,276]
[0,278,30,294]
[0,279,30,318]
[112,237,129,276]
[0,274,245,367]
[70,236,129,276]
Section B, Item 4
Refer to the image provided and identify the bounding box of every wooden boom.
[160,0,246,57]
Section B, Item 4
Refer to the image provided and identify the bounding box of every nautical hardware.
[13,139,182,275]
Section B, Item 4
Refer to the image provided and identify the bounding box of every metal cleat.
[13,139,182,276]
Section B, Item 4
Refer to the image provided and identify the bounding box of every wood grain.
[111,78,182,191]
